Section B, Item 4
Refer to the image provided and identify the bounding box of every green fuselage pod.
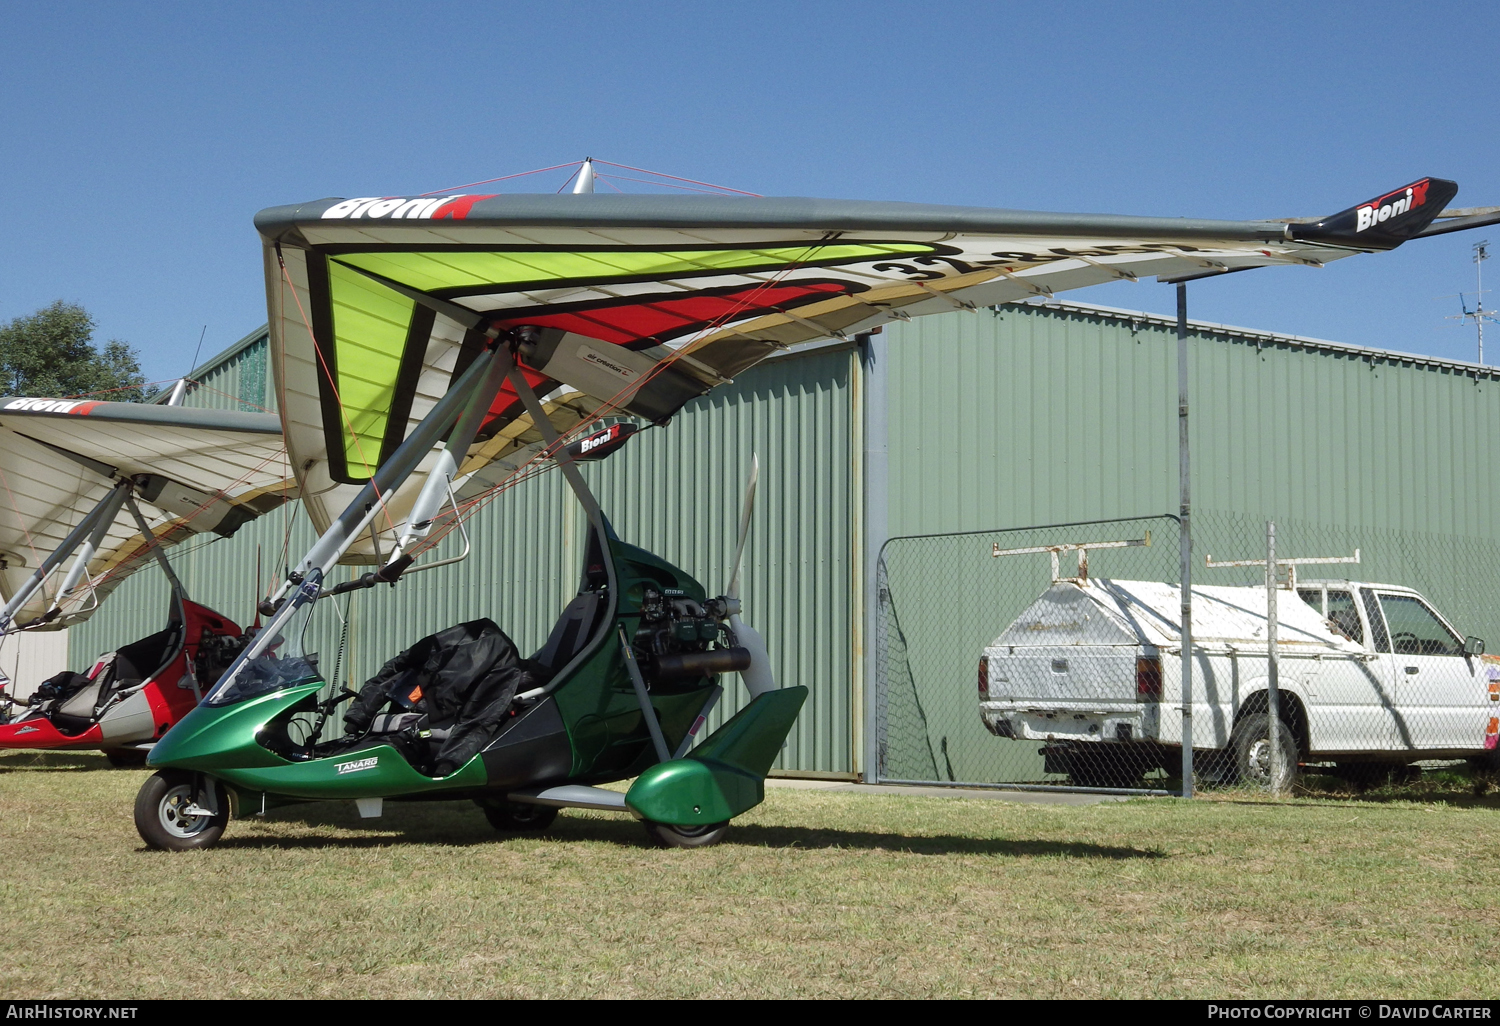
[148,680,325,772]
[148,676,494,804]
[145,527,762,812]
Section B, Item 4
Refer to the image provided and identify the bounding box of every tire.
[1231,713,1299,790]
[134,770,228,851]
[644,820,729,848]
[105,748,149,769]
[478,801,558,832]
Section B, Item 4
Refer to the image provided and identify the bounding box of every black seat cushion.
[344,618,528,776]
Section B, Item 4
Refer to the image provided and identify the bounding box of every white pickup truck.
[979,578,1499,788]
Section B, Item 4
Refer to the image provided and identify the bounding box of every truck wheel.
[644,820,729,848]
[134,770,227,851]
[1231,714,1299,790]
[105,748,149,769]
[478,801,558,832]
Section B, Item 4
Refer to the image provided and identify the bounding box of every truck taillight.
[978,656,988,698]
[1136,656,1162,699]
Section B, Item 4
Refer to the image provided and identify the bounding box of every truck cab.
[979,577,1497,787]
[1294,580,1493,756]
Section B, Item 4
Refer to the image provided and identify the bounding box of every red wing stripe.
[496,282,847,346]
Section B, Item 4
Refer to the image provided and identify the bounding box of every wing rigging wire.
[419,162,584,197]
[592,173,747,196]
[422,159,760,200]
[177,378,276,415]
[591,159,762,197]
[392,236,838,559]
[271,261,296,598]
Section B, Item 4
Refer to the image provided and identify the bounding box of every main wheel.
[134,770,228,851]
[644,820,729,848]
[1231,713,1299,790]
[105,748,149,768]
[478,800,558,832]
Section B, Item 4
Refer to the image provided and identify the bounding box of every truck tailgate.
[986,644,1142,704]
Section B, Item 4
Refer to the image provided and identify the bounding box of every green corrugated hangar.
[71,299,1500,781]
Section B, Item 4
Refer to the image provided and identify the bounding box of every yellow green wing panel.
[327,258,415,477]
[335,243,931,294]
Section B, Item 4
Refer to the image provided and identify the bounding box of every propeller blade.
[726,454,758,601]
[724,455,774,695]
[728,614,776,697]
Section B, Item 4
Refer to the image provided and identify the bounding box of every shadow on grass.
[0,751,117,773]
[719,822,1163,858]
[187,801,1164,860]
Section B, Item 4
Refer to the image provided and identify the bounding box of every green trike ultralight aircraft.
[135,168,1487,849]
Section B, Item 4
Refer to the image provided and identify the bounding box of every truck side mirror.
[1465,636,1485,656]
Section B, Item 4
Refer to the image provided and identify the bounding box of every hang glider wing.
[0,399,292,629]
[256,179,1458,558]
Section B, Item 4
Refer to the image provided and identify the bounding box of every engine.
[635,587,750,683]
[195,630,249,687]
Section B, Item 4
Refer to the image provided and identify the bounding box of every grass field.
[2,750,1499,999]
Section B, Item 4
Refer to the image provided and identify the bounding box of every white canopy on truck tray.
[993,579,1364,654]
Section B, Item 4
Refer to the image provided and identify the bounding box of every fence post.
[861,331,889,783]
[1178,284,1194,798]
[1266,520,1283,793]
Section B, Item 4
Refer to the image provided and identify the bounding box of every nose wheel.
[644,820,729,848]
[134,770,228,850]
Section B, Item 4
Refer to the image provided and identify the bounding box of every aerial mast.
[1446,239,1497,364]
[1478,240,1489,366]
[572,157,595,195]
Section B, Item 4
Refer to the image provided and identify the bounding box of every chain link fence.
[874,512,1500,795]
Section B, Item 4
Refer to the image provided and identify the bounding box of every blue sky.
[4,1,1500,383]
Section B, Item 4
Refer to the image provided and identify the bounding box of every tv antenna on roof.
[1443,240,1498,364]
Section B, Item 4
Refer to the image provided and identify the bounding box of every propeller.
[724,455,775,697]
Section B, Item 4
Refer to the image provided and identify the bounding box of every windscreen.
[205,580,324,706]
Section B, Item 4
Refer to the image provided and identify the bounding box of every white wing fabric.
[0,399,291,628]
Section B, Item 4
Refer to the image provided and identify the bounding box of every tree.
[0,301,147,402]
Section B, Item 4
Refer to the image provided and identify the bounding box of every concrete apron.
[765,778,1135,805]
